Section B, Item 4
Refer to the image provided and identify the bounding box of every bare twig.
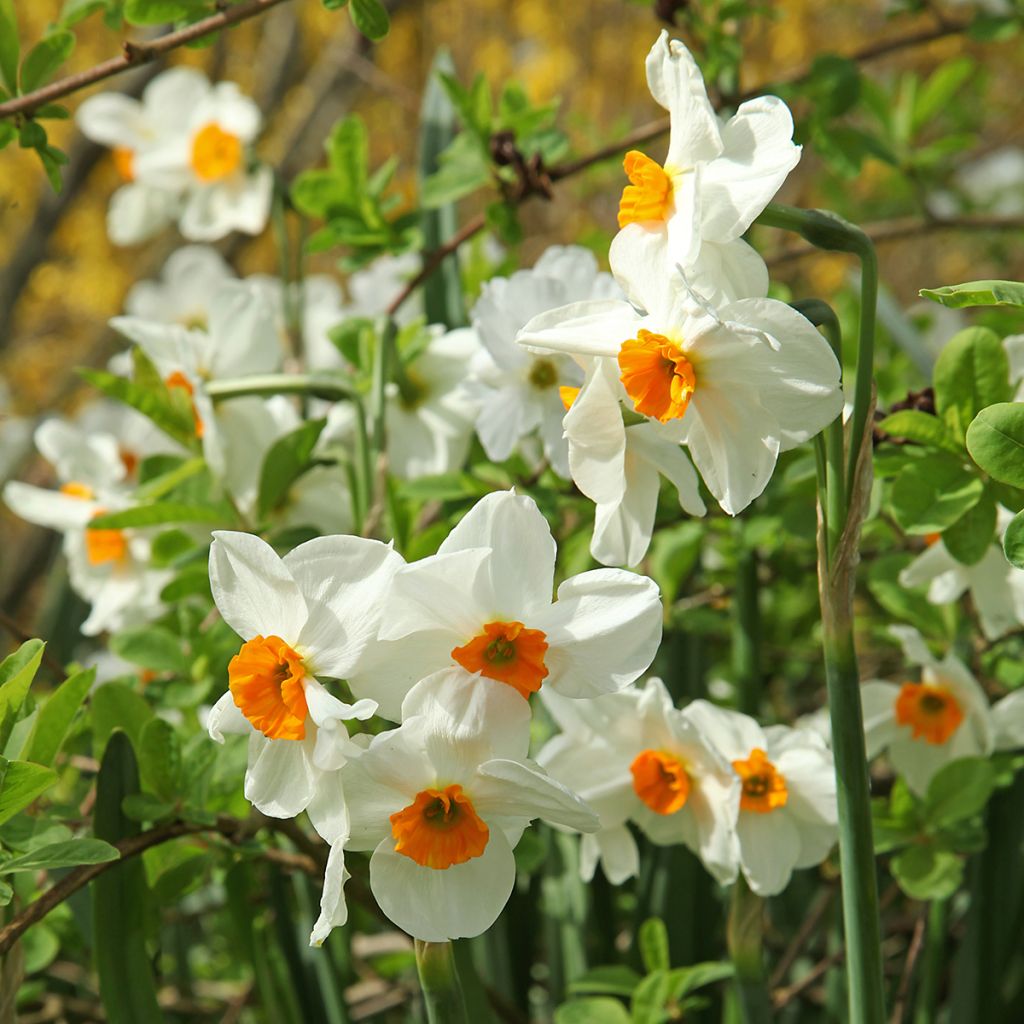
[0,606,66,678]
[768,884,836,989]
[0,0,294,120]
[890,909,928,1024]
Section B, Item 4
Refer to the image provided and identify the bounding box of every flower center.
[559,385,580,411]
[113,146,135,182]
[165,371,205,438]
[895,682,964,745]
[618,150,673,228]
[618,329,695,423]
[390,784,490,869]
[732,748,788,814]
[228,635,308,741]
[450,620,549,699]
[528,358,559,391]
[190,122,243,183]
[630,749,690,815]
[85,509,128,567]
[60,481,95,500]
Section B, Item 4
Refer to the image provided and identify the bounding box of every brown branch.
[0,606,66,679]
[0,0,293,120]
[0,813,319,956]
[768,884,836,989]
[890,909,928,1024]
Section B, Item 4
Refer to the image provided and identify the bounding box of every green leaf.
[0,639,45,750]
[889,453,984,534]
[89,502,229,529]
[91,684,153,758]
[921,280,1024,310]
[93,732,162,1023]
[1004,510,1024,570]
[891,844,963,901]
[631,970,672,1024]
[666,961,735,998]
[257,418,326,519]
[121,793,176,822]
[554,998,631,1024]
[924,758,996,828]
[941,490,997,566]
[150,528,197,566]
[0,759,58,825]
[637,917,670,974]
[348,0,389,40]
[0,837,118,874]
[327,114,369,195]
[159,565,212,602]
[0,0,18,92]
[877,409,960,454]
[24,667,95,767]
[111,627,188,674]
[60,0,110,27]
[123,0,210,25]
[569,965,643,998]
[966,403,1024,489]
[914,57,975,129]
[137,718,181,802]
[933,327,1010,440]
[19,30,75,92]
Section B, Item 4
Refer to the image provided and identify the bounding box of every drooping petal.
[369,827,516,942]
[206,690,252,742]
[473,758,599,833]
[584,825,640,884]
[627,422,706,515]
[859,681,902,759]
[206,279,283,379]
[244,733,318,818]
[564,359,628,506]
[310,839,350,946]
[208,530,307,643]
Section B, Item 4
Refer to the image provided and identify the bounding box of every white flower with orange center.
[206,530,403,818]
[307,668,598,944]
[685,700,838,896]
[861,626,1024,796]
[124,245,237,329]
[466,246,621,477]
[537,679,739,885]
[614,31,800,275]
[346,490,663,721]
[516,235,843,518]
[3,419,169,635]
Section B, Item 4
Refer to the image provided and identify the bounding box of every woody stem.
[414,939,469,1024]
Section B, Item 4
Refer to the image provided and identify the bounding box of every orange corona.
[559,385,580,411]
[190,122,242,183]
[451,620,549,698]
[732,748,788,814]
[895,683,964,745]
[228,635,308,740]
[390,784,489,869]
[165,371,205,438]
[618,330,696,423]
[113,146,135,182]
[60,481,95,500]
[630,749,691,815]
[85,510,129,567]
[618,150,673,228]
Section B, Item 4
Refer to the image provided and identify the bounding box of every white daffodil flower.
[0,380,32,483]
[517,234,843,517]
[384,326,483,480]
[685,700,838,896]
[3,419,169,635]
[124,245,236,328]
[537,678,740,885]
[899,531,1024,642]
[345,252,423,327]
[206,530,403,818]
[861,626,1024,796]
[467,246,621,477]
[128,74,271,241]
[75,68,209,245]
[307,668,598,944]
[348,490,663,721]
[615,31,800,273]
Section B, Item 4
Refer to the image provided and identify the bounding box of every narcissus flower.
[616,31,800,272]
[348,490,663,720]
[123,245,236,328]
[308,669,598,943]
[538,678,739,884]
[206,531,402,817]
[517,237,843,516]
[685,700,838,896]
[467,246,621,477]
[861,627,1024,795]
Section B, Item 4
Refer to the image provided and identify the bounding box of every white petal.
[565,358,628,506]
[627,422,706,515]
[370,828,516,941]
[860,681,901,759]
[536,569,663,699]
[592,825,640,884]
[3,482,95,531]
[106,183,178,247]
[992,690,1024,750]
[683,699,765,761]
[207,690,251,742]
[517,299,642,358]
[244,734,318,817]
[310,839,350,946]
[75,93,145,148]
[737,810,800,896]
[208,530,307,643]
[474,758,599,833]
[207,279,283,378]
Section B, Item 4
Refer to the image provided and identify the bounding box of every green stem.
[727,878,772,1023]
[206,374,358,403]
[414,940,469,1024]
[913,899,948,1024]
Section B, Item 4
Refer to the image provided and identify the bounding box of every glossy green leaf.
[890,453,984,534]
[966,403,1024,489]
[23,666,95,767]
[891,844,964,901]
[91,684,153,758]
[0,639,45,750]
[123,0,210,25]
[941,490,997,566]
[1004,509,1024,569]
[137,718,181,802]
[569,965,643,997]
[93,732,161,1023]
[0,759,58,825]
[0,837,118,874]
[877,409,960,453]
[89,502,229,529]
[19,30,74,92]
[349,0,389,40]
[921,280,1024,310]
[257,418,326,519]
[637,917,670,974]
[59,0,110,27]
[924,758,996,828]
[554,998,631,1024]
[933,327,1009,440]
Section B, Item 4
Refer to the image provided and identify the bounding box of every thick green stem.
[415,940,469,1024]
[913,899,948,1024]
[206,374,357,403]
[727,878,772,1023]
